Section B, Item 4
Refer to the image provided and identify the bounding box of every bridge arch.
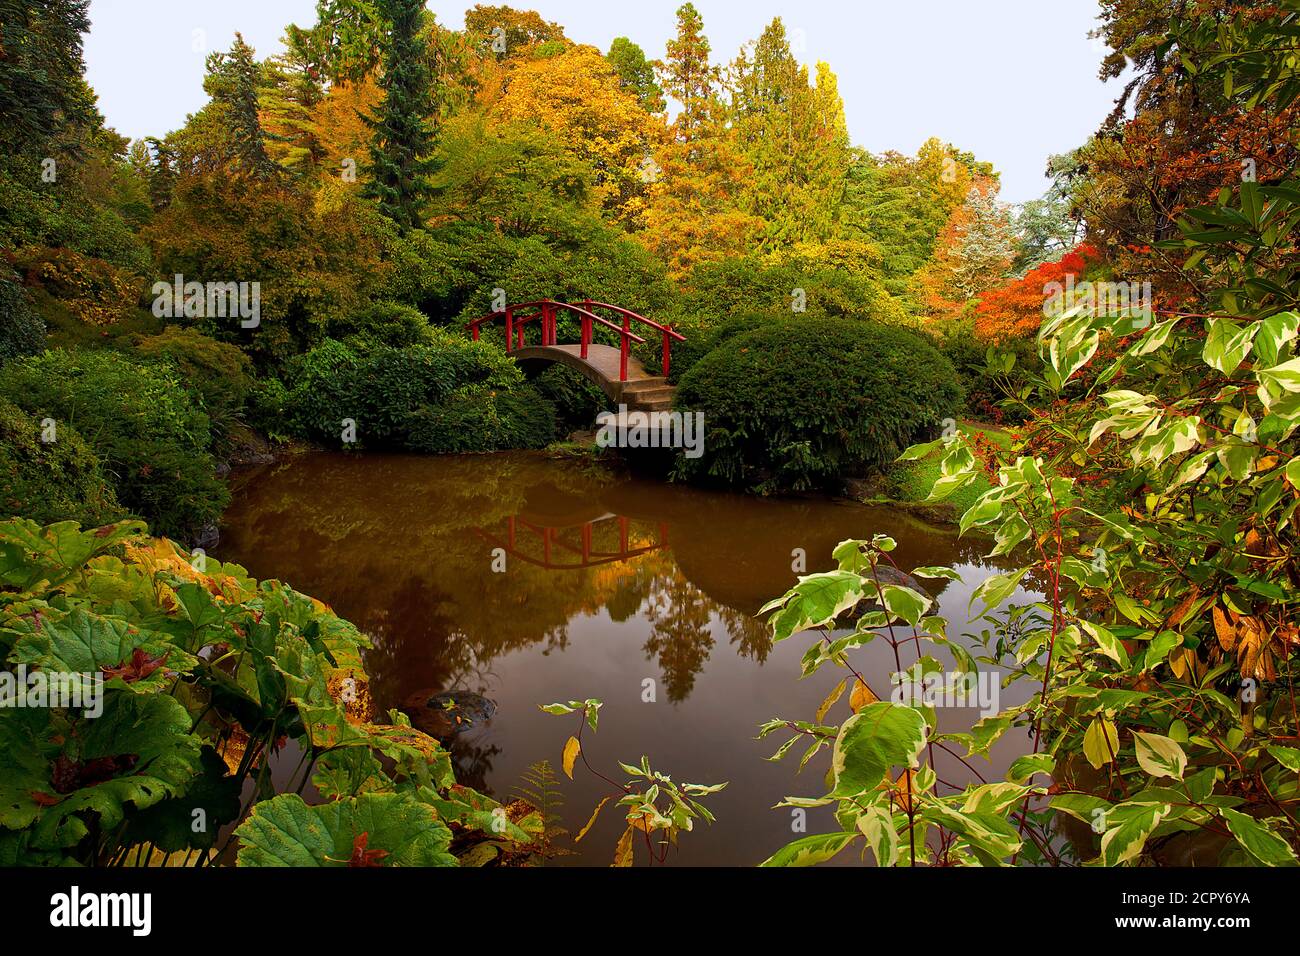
[466,299,685,412]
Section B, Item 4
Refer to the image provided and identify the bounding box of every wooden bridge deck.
[512,344,677,411]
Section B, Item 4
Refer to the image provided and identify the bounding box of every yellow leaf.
[1083,716,1119,770]
[562,735,581,780]
[816,677,848,723]
[576,797,610,843]
[612,825,635,867]
[849,679,879,713]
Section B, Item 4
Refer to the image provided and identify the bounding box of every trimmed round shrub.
[0,348,227,540]
[0,399,122,526]
[674,317,964,493]
[0,273,45,362]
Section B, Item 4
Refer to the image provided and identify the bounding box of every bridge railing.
[465,298,682,380]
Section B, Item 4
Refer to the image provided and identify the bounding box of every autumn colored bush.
[973,243,1101,343]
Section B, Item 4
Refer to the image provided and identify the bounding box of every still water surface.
[217,451,1030,865]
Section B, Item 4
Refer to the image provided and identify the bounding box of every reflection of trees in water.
[639,558,773,702]
[721,606,772,663]
[643,571,716,703]
[219,451,989,710]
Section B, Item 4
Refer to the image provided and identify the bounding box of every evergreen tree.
[204,34,279,179]
[642,3,761,277]
[661,3,715,138]
[729,19,850,248]
[0,0,95,155]
[607,37,665,113]
[364,0,438,230]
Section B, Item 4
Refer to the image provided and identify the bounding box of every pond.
[216,450,1033,866]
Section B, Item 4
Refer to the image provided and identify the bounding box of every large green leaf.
[10,608,197,693]
[758,831,858,867]
[1219,808,1298,866]
[830,703,927,798]
[235,792,457,867]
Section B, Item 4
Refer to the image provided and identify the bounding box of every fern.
[511,759,571,861]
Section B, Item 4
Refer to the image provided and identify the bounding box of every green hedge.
[674,317,964,493]
[0,348,227,540]
[0,398,122,526]
[280,334,556,452]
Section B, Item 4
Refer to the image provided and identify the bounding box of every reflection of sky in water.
[218,451,1035,866]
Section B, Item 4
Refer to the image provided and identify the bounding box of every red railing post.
[619,516,629,554]
[620,312,630,381]
[505,307,513,354]
[580,299,591,359]
[541,301,551,346]
[470,323,479,342]
[661,329,671,377]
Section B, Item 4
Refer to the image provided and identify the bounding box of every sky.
[83,0,1123,204]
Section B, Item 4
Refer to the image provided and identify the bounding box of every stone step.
[621,385,676,404]
[626,399,676,413]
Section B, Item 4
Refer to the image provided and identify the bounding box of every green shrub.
[0,272,45,362]
[532,363,608,430]
[938,319,1034,423]
[0,348,227,540]
[674,317,964,493]
[282,334,555,452]
[405,386,557,453]
[0,398,122,526]
[132,327,254,412]
[668,312,776,383]
[329,299,435,352]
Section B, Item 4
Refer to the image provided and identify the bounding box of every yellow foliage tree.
[486,45,665,228]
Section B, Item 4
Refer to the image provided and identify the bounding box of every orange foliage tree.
[973,243,1100,343]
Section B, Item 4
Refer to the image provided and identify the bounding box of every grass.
[877,421,1013,522]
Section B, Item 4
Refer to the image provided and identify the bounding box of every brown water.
[217,450,1032,866]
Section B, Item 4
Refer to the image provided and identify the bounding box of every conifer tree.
[0,0,95,155]
[204,34,279,179]
[363,0,438,230]
[642,3,761,277]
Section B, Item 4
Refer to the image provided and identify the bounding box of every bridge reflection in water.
[476,514,669,570]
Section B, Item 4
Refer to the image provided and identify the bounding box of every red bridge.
[466,299,685,412]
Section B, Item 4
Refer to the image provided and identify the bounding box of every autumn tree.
[464,4,564,59]
[917,177,1016,321]
[487,44,663,228]
[729,18,851,248]
[640,3,760,277]
[364,0,439,230]
[1067,0,1299,301]
[973,243,1100,342]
